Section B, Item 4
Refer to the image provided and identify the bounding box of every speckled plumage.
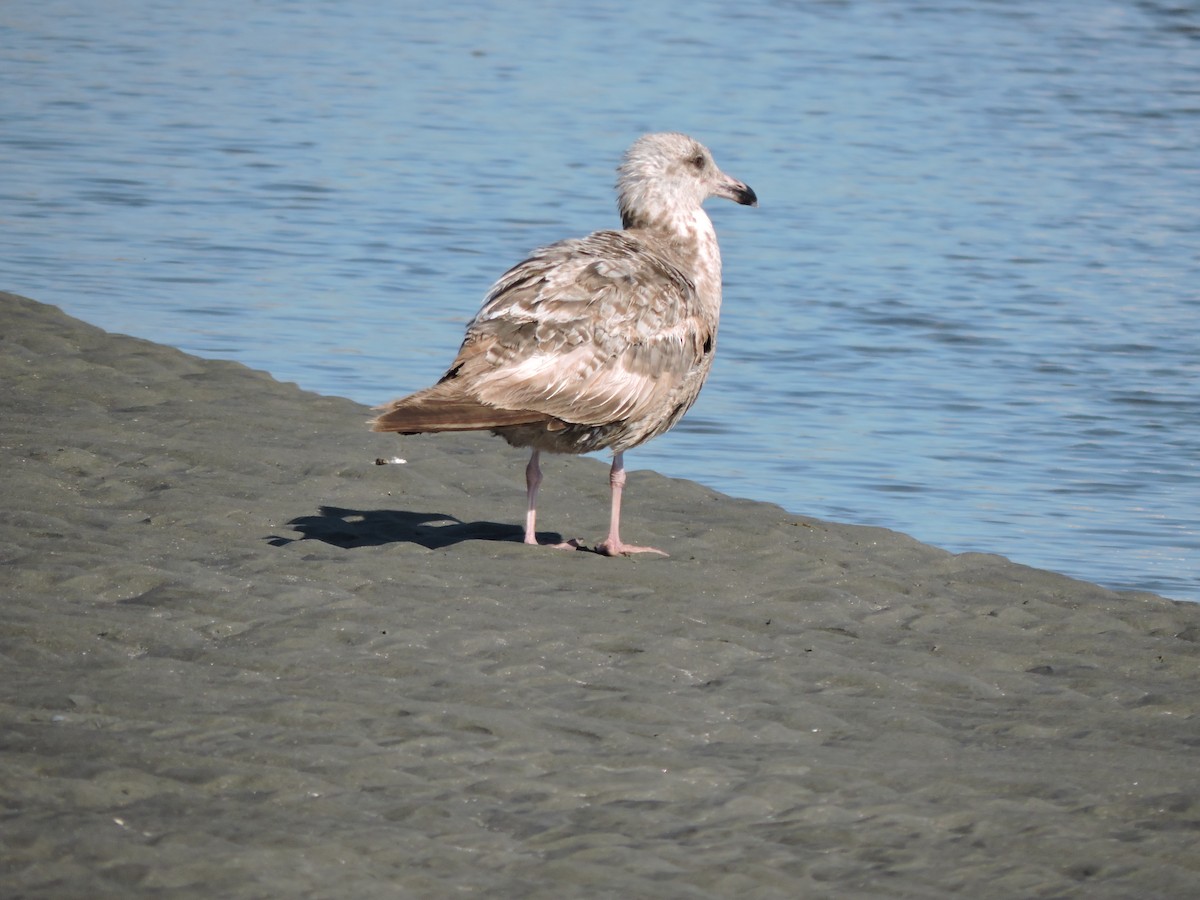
[371,132,756,555]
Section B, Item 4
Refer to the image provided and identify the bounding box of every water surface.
[3,0,1197,599]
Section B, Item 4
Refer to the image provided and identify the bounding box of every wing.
[444,230,715,427]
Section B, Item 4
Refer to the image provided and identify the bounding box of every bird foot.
[594,540,669,558]
[548,539,587,551]
[525,536,587,551]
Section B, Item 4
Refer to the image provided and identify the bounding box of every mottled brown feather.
[371,131,755,460]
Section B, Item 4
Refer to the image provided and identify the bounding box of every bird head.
[616,132,757,230]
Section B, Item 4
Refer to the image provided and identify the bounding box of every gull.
[371,132,757,556]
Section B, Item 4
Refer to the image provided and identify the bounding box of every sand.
[2,291,1198,899]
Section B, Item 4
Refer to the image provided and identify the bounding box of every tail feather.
[370,383,552,434]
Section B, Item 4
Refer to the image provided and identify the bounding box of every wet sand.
[3,291,1198,898]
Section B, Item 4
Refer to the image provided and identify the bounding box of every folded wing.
[371,230,714,438]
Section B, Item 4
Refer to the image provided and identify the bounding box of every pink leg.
[524,449,581,550]
[595,452,668,557]
[523,450,542,544]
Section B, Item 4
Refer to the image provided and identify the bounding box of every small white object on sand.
[371,132,756,556]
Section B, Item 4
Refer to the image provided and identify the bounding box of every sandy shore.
[2,291,1198,898]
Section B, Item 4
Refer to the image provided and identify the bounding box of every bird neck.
[625,206,723,313]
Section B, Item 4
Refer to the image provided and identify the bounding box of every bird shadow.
[265,505,576,551]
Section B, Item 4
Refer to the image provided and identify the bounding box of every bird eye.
[689,153,705,170]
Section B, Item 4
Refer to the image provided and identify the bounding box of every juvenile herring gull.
[370,132,757,556]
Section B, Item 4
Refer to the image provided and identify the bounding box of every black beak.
[716,175,758,208]
[732,182,758,207]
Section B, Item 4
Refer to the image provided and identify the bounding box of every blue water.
[3,0,1197,600]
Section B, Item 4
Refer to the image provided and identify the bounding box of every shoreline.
[3,291,1198,898]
